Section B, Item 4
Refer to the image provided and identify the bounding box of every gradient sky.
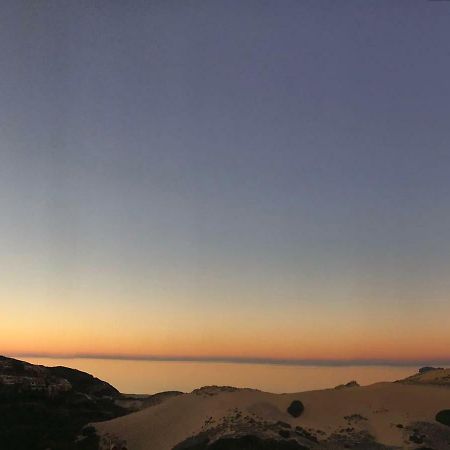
[1,0,450,363]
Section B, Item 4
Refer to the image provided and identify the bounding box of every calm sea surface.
[19,357,420,395]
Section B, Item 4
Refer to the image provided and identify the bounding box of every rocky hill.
[0,355,119,398]
[0,356,132,450]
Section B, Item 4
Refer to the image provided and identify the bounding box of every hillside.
[0,355,119,397]
[2,358,450,450]
[94,370,450,450]
[0,355,127,450]
[0,356,182,450]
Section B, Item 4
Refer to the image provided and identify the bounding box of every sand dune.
[94,369,450,450]
[399,367,450,387]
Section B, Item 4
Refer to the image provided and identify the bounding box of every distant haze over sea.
[19,356,437,395]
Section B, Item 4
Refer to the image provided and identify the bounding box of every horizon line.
[6,353,450,368]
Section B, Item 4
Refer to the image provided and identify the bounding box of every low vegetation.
[435,409,450,427]
[174,435,309,449]
[287,400,304,418]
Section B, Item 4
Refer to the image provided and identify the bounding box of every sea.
[19,357,419,395]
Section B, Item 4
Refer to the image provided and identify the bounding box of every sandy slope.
[94,371,450,450]
[400,368,450,386]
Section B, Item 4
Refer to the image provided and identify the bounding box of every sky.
[1,0,450,364]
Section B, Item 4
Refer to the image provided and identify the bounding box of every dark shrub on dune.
[435,409,450,426]
[419,367,443,374]
[278,429,290,438]
[287,400,304,418]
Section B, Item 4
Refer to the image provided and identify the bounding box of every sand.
[94,369,450,450]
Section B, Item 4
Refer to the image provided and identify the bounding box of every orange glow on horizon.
[2,276,450,364]
[3,325,450,364]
